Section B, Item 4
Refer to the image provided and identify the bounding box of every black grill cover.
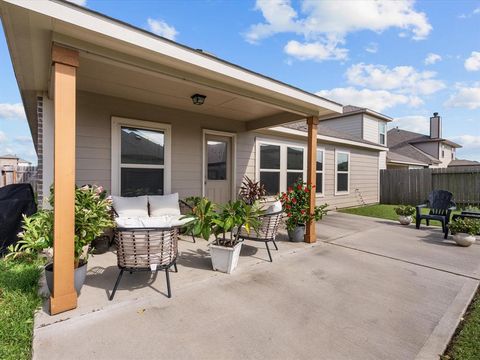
[0,183,37,256]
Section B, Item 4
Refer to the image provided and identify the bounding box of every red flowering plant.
[278,179,328,231]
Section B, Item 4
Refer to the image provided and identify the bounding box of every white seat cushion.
[115,217,144,228]
[266,200,282,214]
[140,216,172,228]
[149,193,180,216]
[112,195,148,217]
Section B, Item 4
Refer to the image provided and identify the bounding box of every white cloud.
[346,63,445,95]
[0,103,26,120]
[316,87,413,112]
[391,115,430,133]
[445,86,480,109]
[365,42,378,53]
[451,135,480,149]
[284,40,348,61]
[465,51,480,71]
[424,53,442,65]
[246,0,431,61]
[65,0,87,6]
[147,18,178,41]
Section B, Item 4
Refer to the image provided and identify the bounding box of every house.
[448,159,480,168]
[0,0,386,313]
[387,112,462,169]
[0,153,33,186]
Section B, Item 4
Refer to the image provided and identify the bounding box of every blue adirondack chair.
[416,190,456,239]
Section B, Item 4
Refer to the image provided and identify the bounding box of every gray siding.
[320,114,363,138]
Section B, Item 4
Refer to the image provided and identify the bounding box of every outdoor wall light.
[191,93,207,105]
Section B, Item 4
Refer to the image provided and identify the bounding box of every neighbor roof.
[388,128,462,148]
[318,104,393,122]
[389,144,441,165]
[386,151,428,166]
[448,159,480,167]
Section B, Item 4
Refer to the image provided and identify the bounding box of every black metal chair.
[416,190,456,239]
[110,227,178,300]
[235,210,283,262]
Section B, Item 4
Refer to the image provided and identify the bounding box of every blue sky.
[1,0,479,164]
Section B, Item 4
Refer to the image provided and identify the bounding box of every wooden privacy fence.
[380,167,480,207]
[0,165,38,189]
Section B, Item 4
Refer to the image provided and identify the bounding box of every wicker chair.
[416,190,456,239]
[110,227,178,300]
[235,210,283,262]
[179,199,196,243]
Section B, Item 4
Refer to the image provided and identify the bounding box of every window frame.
[255,138,307,197]
[111,116,171,196]
[316,147,325,196]
[379,122,387,145]
[335,150,350,195]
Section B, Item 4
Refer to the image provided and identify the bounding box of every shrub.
[449,218,480,236]
[394,205,416,216]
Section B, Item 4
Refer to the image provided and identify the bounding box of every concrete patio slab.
[33,212,480,360]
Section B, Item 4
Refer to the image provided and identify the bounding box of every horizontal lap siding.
[321,114,363,138]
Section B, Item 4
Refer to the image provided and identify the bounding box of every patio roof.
[0,0,343,147]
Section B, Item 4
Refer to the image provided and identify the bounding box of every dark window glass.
[379,133,385,145]
[337,153,349,172]
[260,145,280,169]
[287,172,303,189]
[316,150,323,171]
[121,168,164,196]
[260,172,280,196]
[316,173,323,193]
[287,147,303,170]
[207,140,227,180]
[337,173,348,192]
[121,127,164,165]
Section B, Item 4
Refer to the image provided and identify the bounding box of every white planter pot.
[398,215,412,225]
[453,233,476,247]
[210,242,242,274]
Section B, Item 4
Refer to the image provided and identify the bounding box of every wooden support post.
[305,116,319,243]
[50,44,79,315]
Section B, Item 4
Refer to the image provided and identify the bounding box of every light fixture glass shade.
[191,93,206,105]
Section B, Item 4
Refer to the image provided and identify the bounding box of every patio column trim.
[50,44,79,315]
[305,116,319,244]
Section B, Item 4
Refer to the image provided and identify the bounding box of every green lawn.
[339,204,461,226]
[443,287,480,360]
[0,259,42,360]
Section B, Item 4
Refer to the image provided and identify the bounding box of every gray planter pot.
[45,261,88,295]
[288,225,305,242]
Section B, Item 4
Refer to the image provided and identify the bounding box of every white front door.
[205,135,232,203]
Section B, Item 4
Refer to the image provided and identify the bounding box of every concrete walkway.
[33,213,480,360]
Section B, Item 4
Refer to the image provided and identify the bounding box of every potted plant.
[449,218,480,247]
[278,180,328,242]
[239,176,267,205]
[394,205,416,225]
[8,185,114,294]
[182,198,263,273]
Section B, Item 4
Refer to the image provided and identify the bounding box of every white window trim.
[316,147,325,197]
[379,122,387,146]
[111,116,171,196]
[335,150,350,195]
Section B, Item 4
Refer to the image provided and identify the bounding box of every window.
[207,140,227,180]
[442,145,445,158]
[112,117,171,196]
[379,122,387,145]
[286,146,304,188]
[316,149,324,194]
[259,144,281,195]
[335,151,350,194]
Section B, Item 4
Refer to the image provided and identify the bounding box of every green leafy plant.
[7,185,114,267]
[278,179,328,231]
[449,218,480,236]
[394,205,416,216]
[181,198,264,247]
[239,176,267,205]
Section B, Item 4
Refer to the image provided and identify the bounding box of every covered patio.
[0,0,342,314]
[32,212,480,359]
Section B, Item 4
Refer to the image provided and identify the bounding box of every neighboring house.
[448,159,480,168]
[387,112,462,169]
[0,154,33,186]
[0,0,387,212]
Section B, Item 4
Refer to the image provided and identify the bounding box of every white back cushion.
[112,195,148,217]
[266,200,282,214]
[149,193,180,216]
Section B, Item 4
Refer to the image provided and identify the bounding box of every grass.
[443,287,480,360]
[0,259,42,360]
[339,204,461,226]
